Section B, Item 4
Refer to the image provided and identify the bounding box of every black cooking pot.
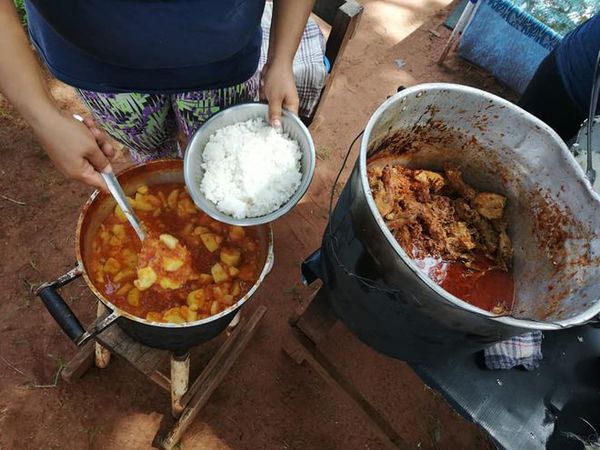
[35,160,274,351]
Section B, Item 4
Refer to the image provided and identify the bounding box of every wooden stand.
[62,305,266,450]
[283,288,410,450]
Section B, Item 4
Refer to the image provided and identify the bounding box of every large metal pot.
[36,160,274,351]
[316,83,600,362]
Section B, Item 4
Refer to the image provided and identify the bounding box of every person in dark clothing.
[519,13,600,142]
[0,0,314,190]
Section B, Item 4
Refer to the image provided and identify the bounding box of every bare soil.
[0,1,515,448]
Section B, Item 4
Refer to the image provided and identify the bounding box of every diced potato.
[180,305,189,318]
[114,205,128,222]
[213,286,224,301]
[167,189,180,209]
[162,257,184,272]
[193,226,209,235]
[159,233,179,250]
[238,264,256,282]
[201,233,221,253]
[104,257,121,275]
[134,267,157,291]
[109,235,123,247]
[211,263,229,283]
[186,309,198,322]
[228,266,240,277]
[187,289,205,310]
[100,230,111,243]
[177,198,196,217]
[220,247,241,267]
[95,268,105,284]
[122,249,138,268]
[133,193,154,211]
[198,273,213,285]
[182,223,194,236]
[136,185,149,195]
[158,191,168,208]
[127,287,140,306]
[116,282,133,296]
[112,224,126,240]
[163,307,185,324]
[210,300,220,316]
[146,312,162,322]
[145,194,162,208]
[473,193,506,220]
[113,269,136,283]
[231,281,241,297]
[242,238,257,252]
[229,226,245,242]
[159,277,182,290]
[221,295,234,306]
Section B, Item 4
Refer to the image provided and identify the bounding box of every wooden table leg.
[161,306,266,450]
[95,302,112,368]
[61,340,95,383]
[284,286,410,450]
[170,352,190,419]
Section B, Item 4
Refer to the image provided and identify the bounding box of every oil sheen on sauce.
[415,254,515,313]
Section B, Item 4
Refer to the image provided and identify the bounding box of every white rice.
[199,118,302,219]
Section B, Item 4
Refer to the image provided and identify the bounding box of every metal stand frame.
[282,287,410,450]
[61,305,266,450]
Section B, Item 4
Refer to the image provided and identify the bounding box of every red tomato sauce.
[415,254,515,313]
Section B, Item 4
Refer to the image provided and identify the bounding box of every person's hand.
[31,111,113,191]
[260,60,299,127]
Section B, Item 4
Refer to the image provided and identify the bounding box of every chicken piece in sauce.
[368,162,514,314]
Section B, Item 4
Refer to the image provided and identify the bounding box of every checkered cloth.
[259,2,328,119]
[483,331,543,370]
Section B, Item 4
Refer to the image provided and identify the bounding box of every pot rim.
[358,82,600,330]
[75,159,275,329]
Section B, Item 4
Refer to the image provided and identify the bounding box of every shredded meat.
[368,163,513,271]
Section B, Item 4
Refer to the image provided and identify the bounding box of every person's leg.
[76,90,179,162]
[172,72,260,152]
[518,49,585,143]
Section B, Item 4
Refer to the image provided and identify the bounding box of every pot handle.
[35,266,119,346]
[36,266,86,343]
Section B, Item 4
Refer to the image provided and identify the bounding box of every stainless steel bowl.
[183,103,316,226]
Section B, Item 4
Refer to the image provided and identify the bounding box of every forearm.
[268,0,314,64]
[0,0,59,129]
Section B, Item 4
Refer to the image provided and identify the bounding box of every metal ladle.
[73,114,146,241]
[585,50,600,185]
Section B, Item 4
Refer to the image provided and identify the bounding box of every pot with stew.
[35,160,274,351]
[314,83,600,362]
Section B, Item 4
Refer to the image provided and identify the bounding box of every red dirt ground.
[0,1,516,449]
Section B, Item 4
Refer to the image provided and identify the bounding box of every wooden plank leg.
[290,287,338,344]
[170,352,190,419]
[95,302,112,368]
[61,340,95,383]
[288,328,410,450]
[160,306,267,450]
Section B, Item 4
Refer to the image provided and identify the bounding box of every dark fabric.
[555,13,600,114]
[25,0,265,93]
[518,49,585,142]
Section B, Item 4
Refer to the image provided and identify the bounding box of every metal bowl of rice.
[183,103,316,226]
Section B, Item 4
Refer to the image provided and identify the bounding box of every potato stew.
[88,183,261,324]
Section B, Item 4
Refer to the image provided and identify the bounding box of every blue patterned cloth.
[484,331,543,370]
[459,0,562,93]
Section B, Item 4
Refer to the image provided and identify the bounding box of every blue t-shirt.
[25,0,266,93]
[556,14,600,114]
